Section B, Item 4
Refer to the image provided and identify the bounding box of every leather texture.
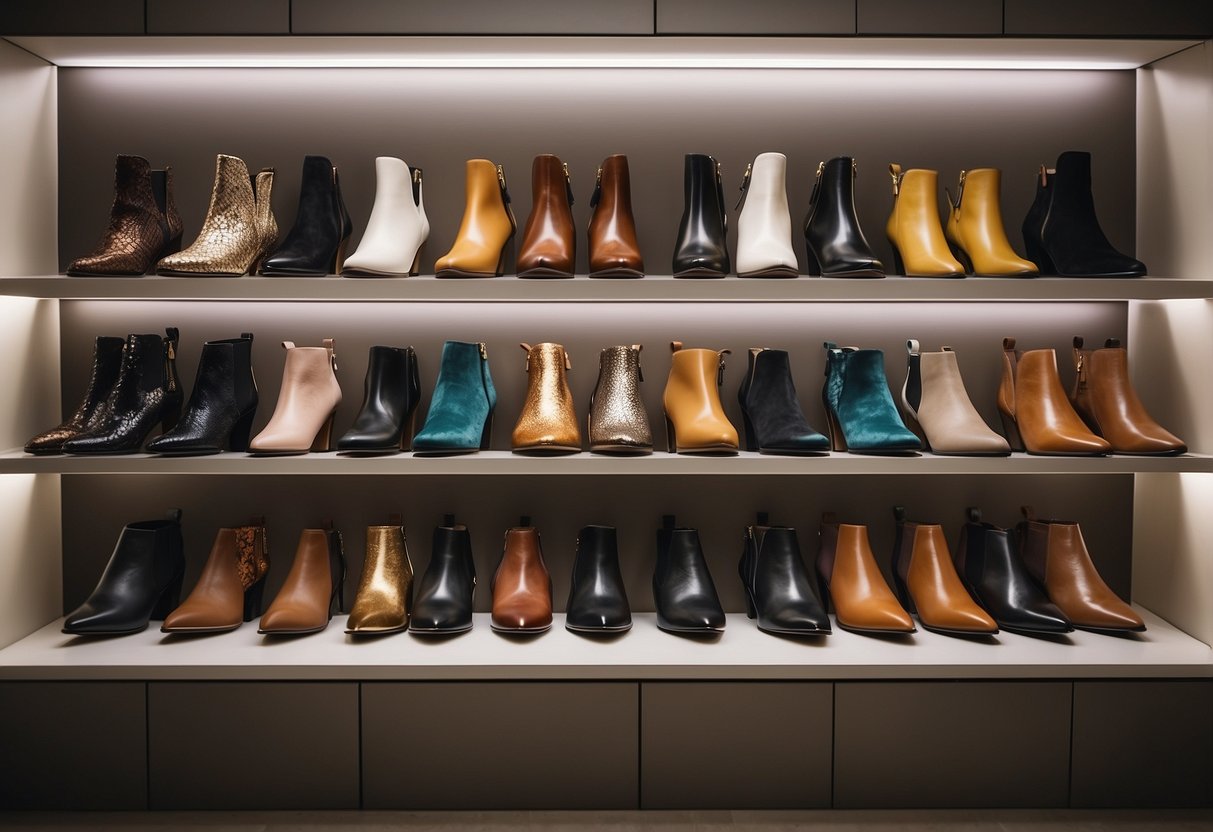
[435,159,516,278]
[739,518,831,635]
[565,525,631,633]
[491,524,553,633]
[1070,337,1185,455]
[673,154,730,278]
[249,340,342,454]
[161,523,269,633]
[945,168,1037,277]
[259,528,345,634]
[822,343,921,454]
[260,155,352,276]
[998,339,1110,455]
[885,165,964,277]
[337,346,421,453]
[587,154,644,278]
[738,348,829,454]
[413,341,496,455]
[804,157,883,278]
[654,518,726,634]
[891,510,998,636]
[516,154,576,278]
[588,345,652,454]
[68,155,183,276]
[158,154,278,276]
[63,511,185,636]
[512,342,581,453]
[410,519,477,634]
[342,157,430,277]
[347,524,414,634]
[736,152,798,278]
[25,335,124,454]
[817,518,914,634]
[1022,150,1147,278]
[147,334,258,455]
[900,341,1009,456]
[663,342,739,454]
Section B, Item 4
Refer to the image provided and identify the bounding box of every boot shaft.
[680,153,726,234]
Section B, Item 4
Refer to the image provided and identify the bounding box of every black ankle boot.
[259,155,352,276]
[654,515,725,634]
[146,333,258,455]
[25,335,124,455]
[673,154,730,278]
[1022,151,1146,278]
[566,525,631,634]
[804,156,884,278]
[738,347,830,455]
[410,516,477,635]
[63,509,185,635]
[336,346,421,454]
[63,328,183,454]
[739,513,831,636]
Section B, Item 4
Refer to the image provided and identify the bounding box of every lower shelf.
[0,608,1207,681]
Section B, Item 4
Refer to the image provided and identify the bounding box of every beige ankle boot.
[250,339,342,454]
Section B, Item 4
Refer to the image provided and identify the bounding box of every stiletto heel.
[804,244,822,277]
[741,411,758,452]
[744,589,758,619]
[310,410,336,452]
[329,529,347,617]
[229,408,256,452]
[664,413,677,453]
[151,571,184,621]
[243,575,267,622]
[890,246,905,277]
[999,411,1025,452]
[409,244,423,277]
[479,411,494,450]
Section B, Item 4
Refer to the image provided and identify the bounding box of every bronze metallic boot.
[512,342,581,454]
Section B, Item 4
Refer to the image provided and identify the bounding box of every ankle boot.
[821,342,920,454]
[512,342,581,454]
[654,515,725,634]
[566,525,631,633]
[900,340,1009,456]
[1023,151,1146,278]
[1070,337,1185,455]
[410,516,476,635]
[343,158,429,277]
[736,153,798,278]
[945,168,1037,277]
[249,339,341,455]
[25,335,123,454]
[588,155,644,278]
[260,155,352,276]
[491,519,552,633]
[739,513,830,636]
[412,340,496,455]
[259,526,346,635]
[161,520,270,633]
[891,507,998,637]
[64,329,183,454]
[517,154,576,278]
[588,344,652,454]
[347,518,414,635]
[1017,508,1145,634]
[738,347,829,455]
[158,154,277,276]
[997,338,1110,455]
[956,508,1071,636]
[804,157,883,278]
[435,159,516,278]
[673,154,729,278]
[663,341,738,454]
[337,346,421,454]
[146,333,258,455]
[68,155,184,276]
[886,165,964,277]
[817,514,914,635]
[63,509,185,636]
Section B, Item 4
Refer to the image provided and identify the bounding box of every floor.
[1,811,1212,831]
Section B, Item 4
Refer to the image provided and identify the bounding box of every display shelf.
[1,449,1208,475]
[3,274,1211,303]
[0,609,1204,681]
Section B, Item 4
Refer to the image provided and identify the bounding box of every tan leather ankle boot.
[517,154,575,278]
[259,527,345,635]
[662,341,738,454]
[161,521,269,633]
[945,168,1037,277]
[512,342,581,454]
[250,339,342,454]
[491,521,552,633]
[817,515,915,634]
[435,159,516,278]
[997,338,1110,455]
[886,164,964,277]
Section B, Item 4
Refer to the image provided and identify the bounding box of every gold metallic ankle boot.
[512,342,581,454]
[347,519,413,635]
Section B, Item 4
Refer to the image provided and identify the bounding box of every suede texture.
[738,349,829,452]
[824,347,921,452]
[413,341,496,452]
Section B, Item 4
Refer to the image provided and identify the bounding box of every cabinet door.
[857,0,1002,35]
[291,0,655,35]
[1006,0,1213,37]
[656,0,855,35]
[147,0,290,34]
[0,0,144,34]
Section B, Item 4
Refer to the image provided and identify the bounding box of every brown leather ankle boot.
[588,154,644,278]
[491,520,552,633]
[997,338,1110,455]
[517,154,575,278]
[259,527,345,635]
[162,521,269,633]
[817,514,915,635]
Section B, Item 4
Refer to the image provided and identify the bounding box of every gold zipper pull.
[561,161,575,206]
[717,353,727,387]
[590,166,603,208]
[734,162,752,211]
[889,163,903,196]
[479,342,488,360]
[816,161,825,180]
[496,165,511,205]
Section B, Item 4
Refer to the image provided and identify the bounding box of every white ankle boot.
[342,157,429,277]
[736,152,799,278]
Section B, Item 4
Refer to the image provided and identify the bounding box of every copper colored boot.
[662,341,738,454]
[435,159,516,278]
[259,527,345,635]
[1070,337,1185,455]
[588,155,644,278]
[997,338,1110,455]
[517,154,575,278]
[491,520,552,633]
[1017,509,1145,634]
[817,514,915,635]
[162,521,269,633]
[512,342,581,454]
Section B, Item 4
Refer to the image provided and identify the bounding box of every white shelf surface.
[2,274,1211,303]
[0,449,1208,475]
[0,609,1206,681]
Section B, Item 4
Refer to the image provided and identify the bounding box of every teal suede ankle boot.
[822,342,921,455]
[413,341,496,455]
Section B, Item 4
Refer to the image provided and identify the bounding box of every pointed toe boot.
[410,517,477,635]
[566,525,631,633]
[900,340,1009,456]
[161,521,270,633]
[25,335,124,454]
[998,338,1111,455]
[738,348,829,455]
[945,168,1037,277]
[588,344,652,454]
[654,516,725,634]
[343,159,429,277]
[260,155,352,276]
[817,515,914,635]
[512,342,581,454]
[740,514,830,636]
[804,157,883,278]
[412,341,496,455]
[588,155,644,278]
[886,165,964,278]
[822,342,921,454]
[249,339,342,455]
[517,154,576,278]
[259,527,345,635]
[347,520,413,635]
[337,346,421,454]
[736,153,799,278]
[491,520,553,634]
[435,159,516,278]
[673,154,730,278]
[663,341,739,454]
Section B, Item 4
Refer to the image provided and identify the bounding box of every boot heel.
[824,406,847,452]
[890,246,906,277]
[479,410,494,450]
[331,236,349,275]
[494,237,512,277]
[805,245,822,277]
[229,408,256,452]
[892,571,916,615]
[999,411,1025,452]
[409,244,424,277]
[401,409,418,451]
[1024,237,1056,276]
[741,411,759,452]
[242,575,267,621]
[664,413,678,453]
[311,411,336,452]
[329,537,347,617]
[151,571,184,621]
[949,242,975,276]
[744,589,758,619]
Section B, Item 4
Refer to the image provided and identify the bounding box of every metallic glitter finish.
[512,342,582,453]
[588,345,652,454]
[346,525,413,634]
